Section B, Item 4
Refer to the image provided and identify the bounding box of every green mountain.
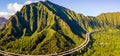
[96,12,120,29]
[0,1,86,54]
[0,0,120,55]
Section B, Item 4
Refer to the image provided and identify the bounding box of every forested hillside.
[0,0,120,55]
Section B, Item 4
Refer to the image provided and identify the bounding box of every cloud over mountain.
[0,0,40,19]
[0,12,12,19]
[7,3,23,12]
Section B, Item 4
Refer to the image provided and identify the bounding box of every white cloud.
[1,0,40,19]
[7,0,40,13]
[0,12,13,19]
[7,3,23,12]
[24,0,33,4]
[25,0,40,4]
[5,3,23,19]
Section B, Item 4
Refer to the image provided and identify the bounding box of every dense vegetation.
[0,1,85,55]
[96,12,120,29]
[83,29,120,56]
[67,29,120,56]
[0,0,120,55]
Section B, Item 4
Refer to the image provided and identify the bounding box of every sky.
[0,0,120,19]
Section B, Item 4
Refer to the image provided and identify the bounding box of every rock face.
[0,17,7,29]
[96,12,120,29]
[0,0,120,55]
[0,1,86,54]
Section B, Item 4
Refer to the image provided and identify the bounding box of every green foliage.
[96,12,120,29]
[83,29,120,56]
[0,0,120,55]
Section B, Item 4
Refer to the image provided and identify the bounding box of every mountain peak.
[0,17,7,29]
[0,17,7,22]
[42,0,49,2]
[0,0,87,54]
[1,0,120,55]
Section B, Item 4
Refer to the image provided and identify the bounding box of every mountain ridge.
[0,1,85,54]
[0,0,120,55]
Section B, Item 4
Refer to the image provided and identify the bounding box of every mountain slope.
[0,0,120,55]
[96,12,120,29]
[0,1,85,54]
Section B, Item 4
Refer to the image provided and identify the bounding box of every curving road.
[0,31,96,56]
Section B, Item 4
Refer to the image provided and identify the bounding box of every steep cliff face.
[0,1,85,54]
[0,0,120,55]
[96,12,120,29]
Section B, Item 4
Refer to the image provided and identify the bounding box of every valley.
[84,29,120,56]
[70,29,120,56]
[0,0,120,56]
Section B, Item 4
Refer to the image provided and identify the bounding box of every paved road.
[0,31,96,56]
